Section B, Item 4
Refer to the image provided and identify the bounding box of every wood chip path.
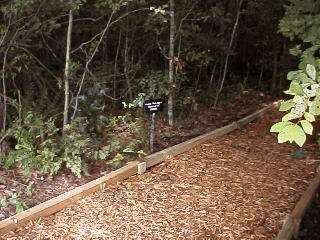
[2,111,318,240]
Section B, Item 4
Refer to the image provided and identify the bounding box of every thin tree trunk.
[124,5,133,100]
[1,49,8,132]
[209,61,218,89]
[192,62,203,111]
[258,65,264,89]
[71,10,116,120]
[243,62,250,87]
[271,50,278,91]
[213,0,243,108]
[168,0,175,126]
[114,30,122,100]
[278,39,287,90]
[63,10,73,134]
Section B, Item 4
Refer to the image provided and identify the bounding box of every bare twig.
[71,9,117,120]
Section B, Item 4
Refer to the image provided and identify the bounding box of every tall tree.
[213,0,244,108]
[168,0,175,126]
[63,9,74,133]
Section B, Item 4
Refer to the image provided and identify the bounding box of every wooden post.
[150,113,156,153]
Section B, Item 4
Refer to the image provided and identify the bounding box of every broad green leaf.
[298,73,314,84]
[289,82,304,96]
[306,64,316,81]
[278,125,306,147]
[309,99,320,116]
[279,100,294,112]
[292,95,304,104]
[284,90,295,95]
[282,112,299,121]
[304,112,315,122]
[311,84,320,91]
[278,130,289,144]
[287,70,301,81]
[304,88,317,97]
[289,45,302,57]
[293,125,307,147]
[291,103,306,117]
[270,121,292,133]
[300,120,313,135]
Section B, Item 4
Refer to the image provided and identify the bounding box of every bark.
[168,0,175,126]
[63,10,73,134]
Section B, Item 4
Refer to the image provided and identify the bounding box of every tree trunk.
[243,62,250,87]
[1,49,8,132]
[271,50,278,92]
[278,39,287,90]
[114,30,122,101]
[209,61,218,89]
[168,0,175,126]
[63,10,73,134]
[124,5,133,100]
[213,0,243,108]
[258,65,264,89]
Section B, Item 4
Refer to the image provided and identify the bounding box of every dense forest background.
[0,0,319,178]
[0,0,289,122]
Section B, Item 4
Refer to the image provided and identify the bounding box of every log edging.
[275,171,320,240]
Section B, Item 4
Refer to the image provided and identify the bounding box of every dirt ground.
[2,108,319,240]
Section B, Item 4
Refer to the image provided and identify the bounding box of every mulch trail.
[2,109,319,240]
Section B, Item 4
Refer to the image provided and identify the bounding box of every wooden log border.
[0,102,278,235]
[275,171,320,240]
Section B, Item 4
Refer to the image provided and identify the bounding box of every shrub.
[0,112,91,177]
[271,63,320,147]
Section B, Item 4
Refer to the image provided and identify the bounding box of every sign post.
[150,113,156,153]
[143,99,164,153]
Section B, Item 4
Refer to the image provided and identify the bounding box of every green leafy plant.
[0,112,93,177]
[122,93,146,109]
[271,63,320,146]
[1,111,60,175]
[8,192,27,214]
[59,117,93,177]
[96,110,147,168]
[109,153,125,169]
[73,82,109,136]
[0,197,8,209]
[26,182,35,197]
[138,71,169,98]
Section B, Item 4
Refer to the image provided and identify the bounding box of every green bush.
[271,63,320,147]
[0,112,91,177]
[0,104,148,178]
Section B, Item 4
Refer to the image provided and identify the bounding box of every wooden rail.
[275,171,320,240]
[0,103,277,235]
[0,162,139,235]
